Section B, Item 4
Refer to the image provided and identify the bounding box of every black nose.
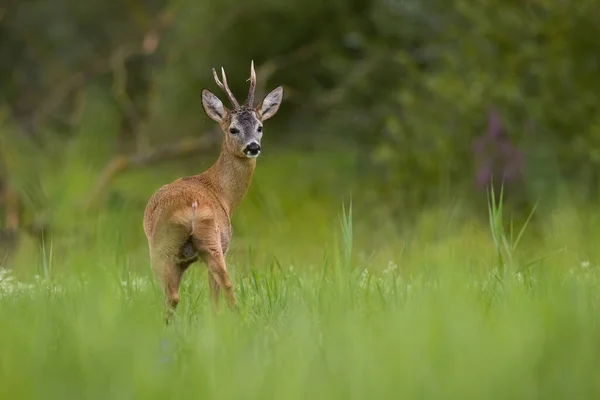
[244,142,261,156]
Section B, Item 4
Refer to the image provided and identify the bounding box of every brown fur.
[142,62,283,322]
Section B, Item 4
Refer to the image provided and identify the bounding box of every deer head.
[201,61,284,159]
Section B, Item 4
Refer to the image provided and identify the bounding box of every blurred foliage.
[372,0,600,211]
[1,0,600,267]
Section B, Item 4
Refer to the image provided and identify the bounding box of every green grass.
[2,196,600,399]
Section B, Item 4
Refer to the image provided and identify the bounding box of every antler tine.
[247,60,256,107]
[212,67,240,109]
[220,67,240,109]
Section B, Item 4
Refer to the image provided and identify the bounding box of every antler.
[212,67,240,109]
[247,60,256,107]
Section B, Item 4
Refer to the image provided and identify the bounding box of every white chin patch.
[245,152,260,158]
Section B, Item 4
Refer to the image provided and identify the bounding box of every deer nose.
[244,142,261,157]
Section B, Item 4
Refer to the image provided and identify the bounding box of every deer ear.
[202,89,227,122]
[258,86,284,121]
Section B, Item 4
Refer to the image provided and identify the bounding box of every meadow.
[2,168,600,399]
[3,0,600,397]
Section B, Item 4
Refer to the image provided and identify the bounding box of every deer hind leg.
[189,217,237,310]
[150,254,186,323]
[148,224,191,323]
[202,252,237,310]
[208,270,220,310]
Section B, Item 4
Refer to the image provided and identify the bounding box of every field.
[2,180,600,399]
[3,0,600,397]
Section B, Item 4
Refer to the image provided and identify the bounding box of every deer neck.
[206,145,256,215]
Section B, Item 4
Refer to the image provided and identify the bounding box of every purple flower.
[473,108,524,189]
[487,109,504,140]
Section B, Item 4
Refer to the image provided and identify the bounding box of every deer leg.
[148,222,193,323]
[151,254,186,324]
[189,215,236,311]
[201,252,237,310]
[208,270,220,310]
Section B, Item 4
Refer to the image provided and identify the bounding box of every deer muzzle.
[243,142,261,158]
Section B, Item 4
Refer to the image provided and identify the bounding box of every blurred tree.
[2,0,600,265]
[374,0,600,215]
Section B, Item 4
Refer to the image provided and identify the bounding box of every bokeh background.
[1,0,600,275]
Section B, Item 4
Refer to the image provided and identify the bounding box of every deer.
[142,61,284,322]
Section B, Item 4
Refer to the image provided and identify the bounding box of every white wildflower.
[121,276,151,292]
[0,268,32,295]
[359,268,369,288]
[382,261,398,275]
[0,268,64,296]
[516,272,524,284]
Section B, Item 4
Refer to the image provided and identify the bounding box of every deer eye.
[257,126,263,132]
[229,127,239,135]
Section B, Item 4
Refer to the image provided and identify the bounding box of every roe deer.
[143,61,284,321]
